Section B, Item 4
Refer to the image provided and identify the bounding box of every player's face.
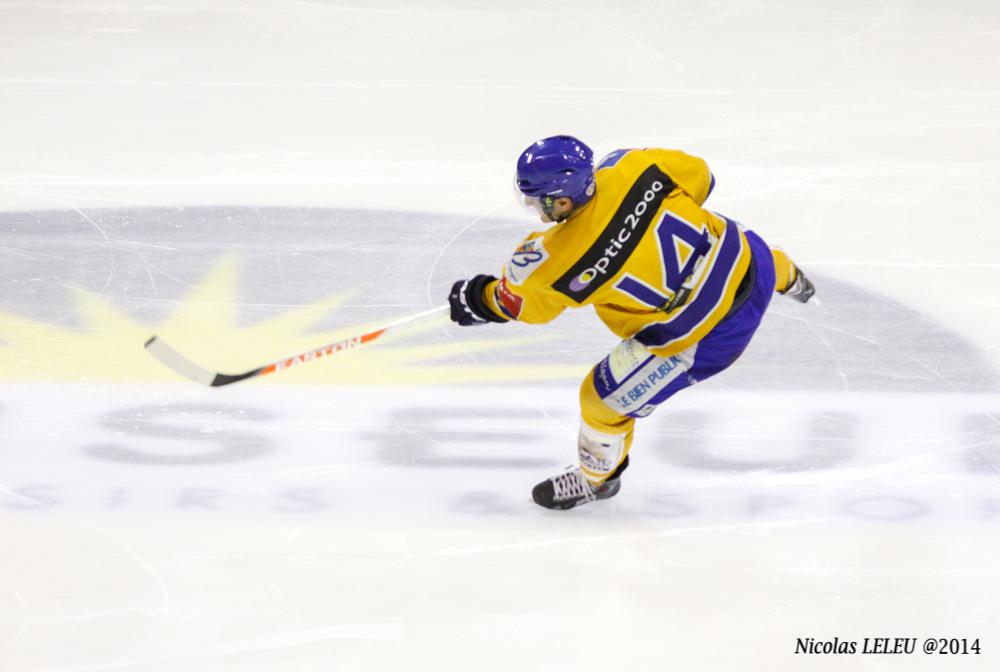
[519,195,574,223]
[522,196,554,222]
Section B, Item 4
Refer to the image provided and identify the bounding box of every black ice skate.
[531,457,628,510]
[780,266,815,303]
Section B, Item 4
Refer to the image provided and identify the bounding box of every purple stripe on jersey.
[616,275,667,308]
[634,219,745,349]
[596,148,633,171]
[707,173,716,200]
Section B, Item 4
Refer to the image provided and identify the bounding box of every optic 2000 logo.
[568,179,666,292]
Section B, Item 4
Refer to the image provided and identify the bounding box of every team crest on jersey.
[505,239,548,285]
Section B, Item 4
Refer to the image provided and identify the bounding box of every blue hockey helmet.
[515,136,596,220]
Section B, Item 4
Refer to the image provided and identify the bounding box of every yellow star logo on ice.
[0,255,587,385]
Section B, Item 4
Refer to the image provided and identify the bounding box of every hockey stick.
[144,304,449,387]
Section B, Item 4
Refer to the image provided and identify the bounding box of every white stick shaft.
[380,304,449,331]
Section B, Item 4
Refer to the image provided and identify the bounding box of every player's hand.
[448,275,507,326]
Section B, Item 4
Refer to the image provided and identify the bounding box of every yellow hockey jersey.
[484,148,752,357]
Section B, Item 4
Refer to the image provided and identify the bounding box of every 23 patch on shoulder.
[505,238,548,285]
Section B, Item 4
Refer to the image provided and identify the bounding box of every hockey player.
[448,136,814,510]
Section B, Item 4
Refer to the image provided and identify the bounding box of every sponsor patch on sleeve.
[505,238,548,285]
[495,276,524,319]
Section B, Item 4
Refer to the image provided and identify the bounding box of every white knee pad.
[577,420,626,485]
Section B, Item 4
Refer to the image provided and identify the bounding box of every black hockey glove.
[449,274,508,326]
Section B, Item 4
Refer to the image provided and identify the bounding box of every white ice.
[1,1,999,670]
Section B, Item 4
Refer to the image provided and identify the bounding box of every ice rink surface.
[2,1,999,670]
